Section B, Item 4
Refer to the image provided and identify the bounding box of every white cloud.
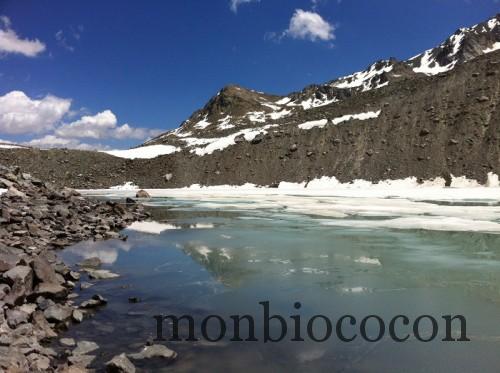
[56,110,117,139]
[23,135,103,150]
[0,91,71,135]
[230,0,260,13]
[113,123,163,140]
[285,9,335,41]
[55,110,161,140]
[0,90,163,149]
[0,16,46,57]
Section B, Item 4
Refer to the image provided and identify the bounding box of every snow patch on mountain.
[217,115,235,130]
[194,115,211,129]
[333,61,394,91]
[488,17,499,30]
[298,110,381,130]
[247,111,266,123]
[180,124,278,156]
[268,109,291,119]
[260,101,282,111]
[484,42,500,54]
[298,119,328,130]
[411,49,456,75]
[298,95,338,110]
[275,97,292,105]
[103,145,180,159]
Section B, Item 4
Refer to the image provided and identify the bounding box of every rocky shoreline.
[0,165,167,372]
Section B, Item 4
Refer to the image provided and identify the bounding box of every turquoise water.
[60,197,500,372]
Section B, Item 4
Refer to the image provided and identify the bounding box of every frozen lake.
[59,186,500,371]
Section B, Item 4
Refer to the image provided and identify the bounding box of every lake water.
[59,193,500,372]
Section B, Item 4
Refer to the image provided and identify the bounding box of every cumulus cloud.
[55,110,162,140]
[0,90,163,150]
[286,9,335,41]
[23,135,105,150]
[0,91,71,135]
[229,0,260,13]
[0,16,46,57]
[55,110,117,139]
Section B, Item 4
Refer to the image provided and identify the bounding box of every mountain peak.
[145,13,500,150]
[407,13,500,75]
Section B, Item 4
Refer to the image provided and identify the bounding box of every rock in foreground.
[0,165,147,371]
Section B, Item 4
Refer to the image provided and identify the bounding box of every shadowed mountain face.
[0,15,499,189]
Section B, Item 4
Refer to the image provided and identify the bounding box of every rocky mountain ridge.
[0,14,499,189]
[144,13,500,156]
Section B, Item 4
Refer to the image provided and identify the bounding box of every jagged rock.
[72,340,99,355]
[164,173,173,182]
[57,364,88,373]
[80,294,107,309]
[125,197,136,205]
[19,303,37,315]
[54,205,71,218]
[32,311,57,339]
[0,252,20,272]
[27,353,51,371]
[3,265,33,287]
[234,134,245,143]
[250,133,263,144]
[0,346,29,371]
[106,353,136,373]
[0,177,14,188]
[32,255,60,284]
[68,271,81,281]
[79,282,94,290]
[60,338,76,347]
[0,284,10,300]
[78,257,101,269]
[135,190,150,198]
[85,269,120,280]
[105,231,121,239]
[3,265,33,305]
[419,128,430,136]
[44,304,72,322]
[128,344,177,361]
[5,186,27,199]
[477,95,490,102]
[68,354,95,368]
[72,309,84,323]
[36,296,55,310]
[6,309,28,328]
[35,282,67,299]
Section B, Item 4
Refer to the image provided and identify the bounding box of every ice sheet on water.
[126,221,181,235]
[82,173,500,234]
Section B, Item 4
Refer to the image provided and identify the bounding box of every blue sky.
[0,0,498,149]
